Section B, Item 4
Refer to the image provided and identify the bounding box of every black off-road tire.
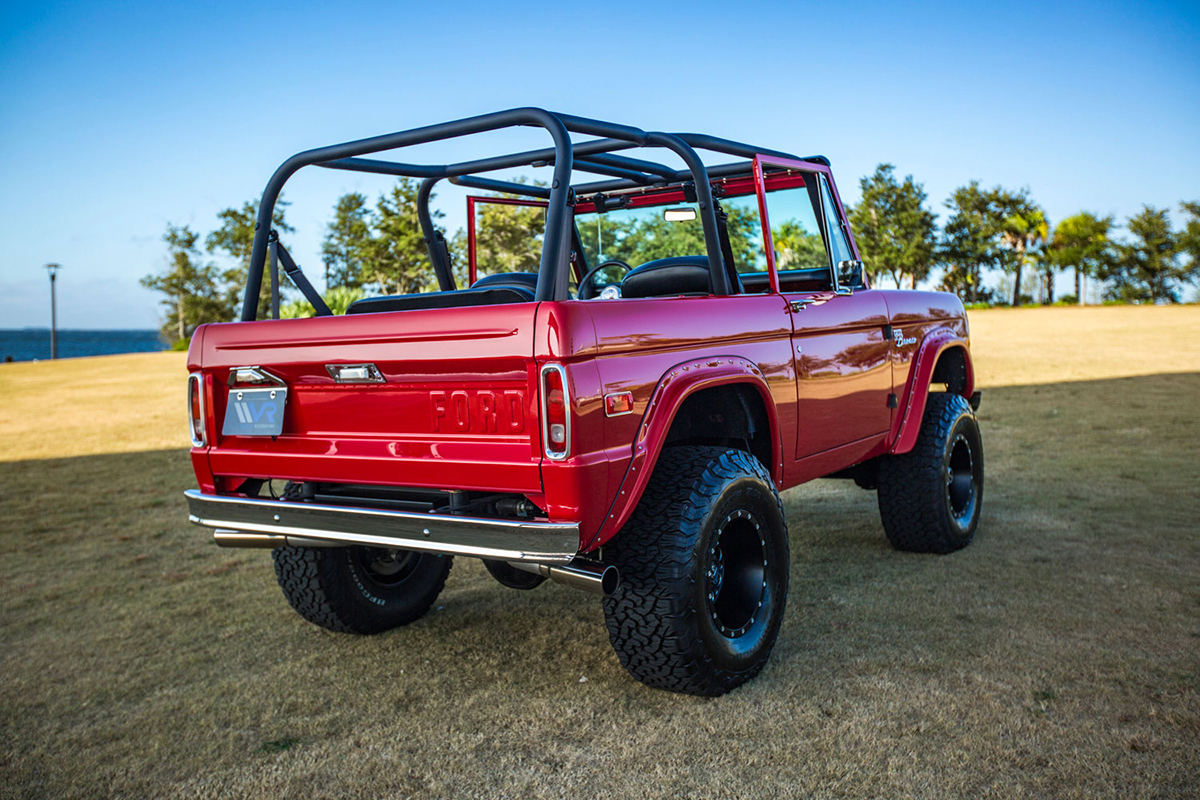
[272,546,452,634]
[877,393,984,554]
[602,446,789,696]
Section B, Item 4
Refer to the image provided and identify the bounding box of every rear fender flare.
[586,356,781,550]
[889,333,975,455]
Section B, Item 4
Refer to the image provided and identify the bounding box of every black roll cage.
[242,107,827,322]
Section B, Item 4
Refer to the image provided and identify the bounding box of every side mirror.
[837,260,865,289]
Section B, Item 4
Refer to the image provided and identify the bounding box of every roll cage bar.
[242,107,830,322]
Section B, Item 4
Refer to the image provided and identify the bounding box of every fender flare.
[889,331,975,455]
[585,355,782,550]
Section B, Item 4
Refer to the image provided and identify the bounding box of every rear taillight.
[187,372,206,448]
[540,363,570,460]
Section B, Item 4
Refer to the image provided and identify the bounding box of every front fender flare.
[586,355,782,550]
[889,332,975,455]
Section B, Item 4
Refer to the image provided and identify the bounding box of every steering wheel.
[578,259,632,300]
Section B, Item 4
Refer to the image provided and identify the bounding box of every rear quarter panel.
[539,294,795,549]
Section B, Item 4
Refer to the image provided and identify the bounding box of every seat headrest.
[620,256,712,299]
[471,271,539,292]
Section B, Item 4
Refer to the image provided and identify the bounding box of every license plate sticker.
[222,387,287,436]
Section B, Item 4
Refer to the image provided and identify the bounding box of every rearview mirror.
[663,207,697,222]
[837,259,865,289]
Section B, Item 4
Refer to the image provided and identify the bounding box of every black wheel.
[272,545,452,634]
[877,393,984,554]
[602,446,789,696]
[482,559,546,590]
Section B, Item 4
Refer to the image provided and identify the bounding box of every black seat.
[346,285,533,315]
[471,271,539,293]
[620,256,712,299]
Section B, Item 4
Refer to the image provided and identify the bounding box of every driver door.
[753,157,892,460]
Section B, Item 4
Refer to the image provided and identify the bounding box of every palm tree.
[1047,212,1114,304]
[999,197,1049,306]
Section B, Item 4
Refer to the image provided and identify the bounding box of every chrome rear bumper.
[184,490,579,563]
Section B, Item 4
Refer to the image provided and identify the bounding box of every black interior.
[471,271,539,293]
[343,259,837,315]
[346,285,534,314]
[740,268,834,294]
[620,256,714,299]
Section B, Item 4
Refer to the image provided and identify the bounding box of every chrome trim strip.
[817,173,841,294]
[212,529,340,548]
[185,490,579,563]
[187,372,206,448]
[539,362,571,460]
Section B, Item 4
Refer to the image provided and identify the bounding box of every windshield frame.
[753,154,863,295]
[572,168,834,296]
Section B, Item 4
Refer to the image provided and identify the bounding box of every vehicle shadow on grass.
[773,371,1200,671]
[2,373,1198,798]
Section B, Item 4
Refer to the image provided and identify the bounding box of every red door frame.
[751,154,862,291]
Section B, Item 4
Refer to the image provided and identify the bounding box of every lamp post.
[45,263,61,360]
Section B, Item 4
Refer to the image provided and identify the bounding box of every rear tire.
[272,546,452,634]
[482,559,546,591]
[877,393,984,554]
[602,446,789,696]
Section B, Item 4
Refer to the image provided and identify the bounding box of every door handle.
[790,299,814,312]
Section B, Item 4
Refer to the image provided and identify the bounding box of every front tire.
[877,393,984,553]
[272,546,452,634]
[602,447,789,696]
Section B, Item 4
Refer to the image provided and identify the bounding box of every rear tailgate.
[195,304,542,494]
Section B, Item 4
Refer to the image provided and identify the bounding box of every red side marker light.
[604,392,634,417]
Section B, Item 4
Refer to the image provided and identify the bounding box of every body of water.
[0,329,168,363]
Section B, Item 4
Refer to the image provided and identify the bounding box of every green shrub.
[280,286,366,318]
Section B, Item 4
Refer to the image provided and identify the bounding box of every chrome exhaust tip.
[506,559,619,596]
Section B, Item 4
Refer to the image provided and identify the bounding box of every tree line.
[849,165,1200,307]
[143,170,1200,346]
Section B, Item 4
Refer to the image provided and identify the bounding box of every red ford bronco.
[185,109,983,696]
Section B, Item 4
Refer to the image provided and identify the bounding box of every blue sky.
[2,0,1198,328]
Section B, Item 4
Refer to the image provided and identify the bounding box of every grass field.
[2,306,1198,798]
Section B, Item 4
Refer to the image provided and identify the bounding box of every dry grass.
[0,351,189,462]
[2,306,1198,798]
[967,304,1200,388]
